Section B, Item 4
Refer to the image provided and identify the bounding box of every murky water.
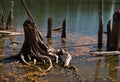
[0,0,120,82]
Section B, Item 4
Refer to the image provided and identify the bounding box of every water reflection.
[0,0,120,82]
[104,56,119,82]
[1,0,119,35]
[94,59,101,82]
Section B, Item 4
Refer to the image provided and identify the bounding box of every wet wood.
[61,19,66,38]
[90,51,120,56]
[17,19,72,72]
[98,0,103,48]
[6,1,14,30]
[108,11,120,51]
[0,30,23,36]
[0,5,5,30]
[53,27,62,31]
[107,20,112,50]
[47,17,52,38]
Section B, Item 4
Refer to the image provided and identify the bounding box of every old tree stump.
[15,19,72,72]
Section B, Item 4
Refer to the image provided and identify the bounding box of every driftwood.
[0,30,23,36]
[53,27,62,31]
[90,51,120,56]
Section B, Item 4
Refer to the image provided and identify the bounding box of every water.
[0,0,120,82]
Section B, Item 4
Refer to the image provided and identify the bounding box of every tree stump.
[108,11,120,51]
[6,1,14,30]
[17,19,72,72]
[47,17,52,38]
[61,19,66,38]
[0,5,5,30]
[106,20,112,50]
[98,0,104,48]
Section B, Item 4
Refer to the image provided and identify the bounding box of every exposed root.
[16,19,73,73]
[61,49,72,67]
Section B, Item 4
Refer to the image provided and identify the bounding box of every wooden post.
[61,19,66,38]
[0,5,5,30]
[106,20,112,50]
[6,1,14,30]
[108,11,120,51]
[47,17,52,38]
[98,0,104,48]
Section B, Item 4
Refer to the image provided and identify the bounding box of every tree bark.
[98,0,104,48]
[0,5,5,30]
[61,19,66,38]
[6,1,14,30]
[17,19,72,72]
[108,11,120,51]
[107,20,112,50]
[47,17,52,38]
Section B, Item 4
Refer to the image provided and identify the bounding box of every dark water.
[0,0,120,82]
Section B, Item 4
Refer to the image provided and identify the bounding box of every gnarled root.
[17,19,73,73]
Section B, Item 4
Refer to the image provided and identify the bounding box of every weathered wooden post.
[108,11,120,51]
[98,0,104,48]
[0,5,5,30]
[6,1,14,30]
[61,19,66,38]
[106,20,112,50]
[47,17,52,38]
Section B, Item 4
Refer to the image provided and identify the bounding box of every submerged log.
[90,51,120,56]
[53,27,62,31]
[17,19,72,72]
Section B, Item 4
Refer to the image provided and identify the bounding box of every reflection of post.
[61,38,66,50]
[0,37,5,54]
[94,59,101,82]
[106,20,112,50]
[47,17,52,38]
[47,38,52,47]
[98,0,103,48]
[61,19,66,38]
[104,56,118,81]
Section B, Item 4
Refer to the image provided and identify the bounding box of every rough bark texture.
[17,19,72,72]
[61,19,66,38]
[106,20,112,50]
[98,0,103,48]
[108,11,120,51]
[0,5,5,30]
[6,1,14,30]
[47,17,52,38]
